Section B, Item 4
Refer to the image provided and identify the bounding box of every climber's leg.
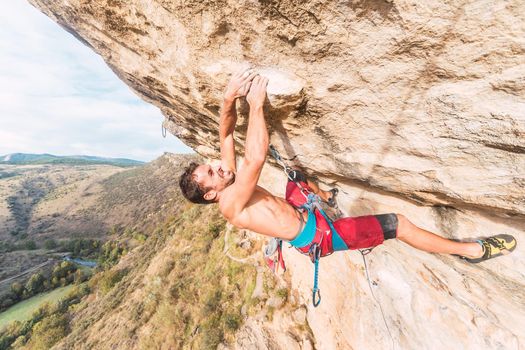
[286,169,336,205]
[395,214,483,258]
[305,179,332,202]
[303,176,337,205]
[309,182,338,208]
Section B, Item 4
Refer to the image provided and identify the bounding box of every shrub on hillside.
[44,239,58,250]
[22,240,37,250]
[0,241,14,252]
[201,316,224,349]
[97,241,126,268]
[132,232,147,243]
[203,290,222,314]
[223,313,241,331]
[0,322,23,350]
[24,311,69,350]
[207,221,225,238]
[92,269,128,295]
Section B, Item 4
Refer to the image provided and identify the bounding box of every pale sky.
[0,2,193,161]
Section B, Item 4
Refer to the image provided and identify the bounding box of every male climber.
[179,68,516,264]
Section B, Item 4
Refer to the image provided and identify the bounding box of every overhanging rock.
[29,1,525,349]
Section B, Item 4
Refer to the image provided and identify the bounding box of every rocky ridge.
[28,1,525,349]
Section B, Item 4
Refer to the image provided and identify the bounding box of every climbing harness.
[268,144,345,307]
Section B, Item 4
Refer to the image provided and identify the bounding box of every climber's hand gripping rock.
[224,67,257,101]
[246,75,269,108]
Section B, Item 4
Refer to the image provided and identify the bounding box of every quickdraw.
[309,243,322,307]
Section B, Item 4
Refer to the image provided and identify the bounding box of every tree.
[51,277,60,287]
[0,296,15,309]
[73,240,82,255]
[10,282,24,299]
[25,273,45,295]
[52,261,76,280]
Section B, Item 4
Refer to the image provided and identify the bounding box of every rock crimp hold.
[260,67,306,113]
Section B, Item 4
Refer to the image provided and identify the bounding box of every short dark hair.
[178,162,214,205]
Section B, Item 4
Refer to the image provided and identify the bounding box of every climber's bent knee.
[395,214,415,239]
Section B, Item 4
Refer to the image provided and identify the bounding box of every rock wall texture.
[29,0,524,349]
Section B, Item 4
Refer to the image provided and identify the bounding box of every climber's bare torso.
[219,183,305,240]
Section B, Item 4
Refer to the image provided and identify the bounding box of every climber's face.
[192,162,235,201]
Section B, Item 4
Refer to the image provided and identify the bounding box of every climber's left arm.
[220,67,257,173]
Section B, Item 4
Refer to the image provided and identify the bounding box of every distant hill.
[0,153,143,167]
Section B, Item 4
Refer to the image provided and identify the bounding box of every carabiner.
[313,288,321,307]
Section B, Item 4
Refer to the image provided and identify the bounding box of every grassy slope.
[53,201,272,349]
[0,285,74,329]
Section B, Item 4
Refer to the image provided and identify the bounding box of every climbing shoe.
[463,234,517,263]
[326,188,338,208]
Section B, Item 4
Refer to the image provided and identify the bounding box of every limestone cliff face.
[29,1,524,349]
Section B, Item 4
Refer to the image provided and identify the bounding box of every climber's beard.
[211,160,235,188]
[224,172,235,187]
[215,165,235,189]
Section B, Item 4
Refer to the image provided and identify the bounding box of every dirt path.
[223,227,259,265]
[223,226,268,299]
[0,259,54,287]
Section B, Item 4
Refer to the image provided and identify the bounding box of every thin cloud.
[0,1,193,161]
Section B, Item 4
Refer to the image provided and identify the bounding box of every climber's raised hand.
[246,75,269,109]
[224,67,257,101]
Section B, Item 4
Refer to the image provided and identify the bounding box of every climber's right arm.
[220,67,256,172]
[219,75,269,218]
